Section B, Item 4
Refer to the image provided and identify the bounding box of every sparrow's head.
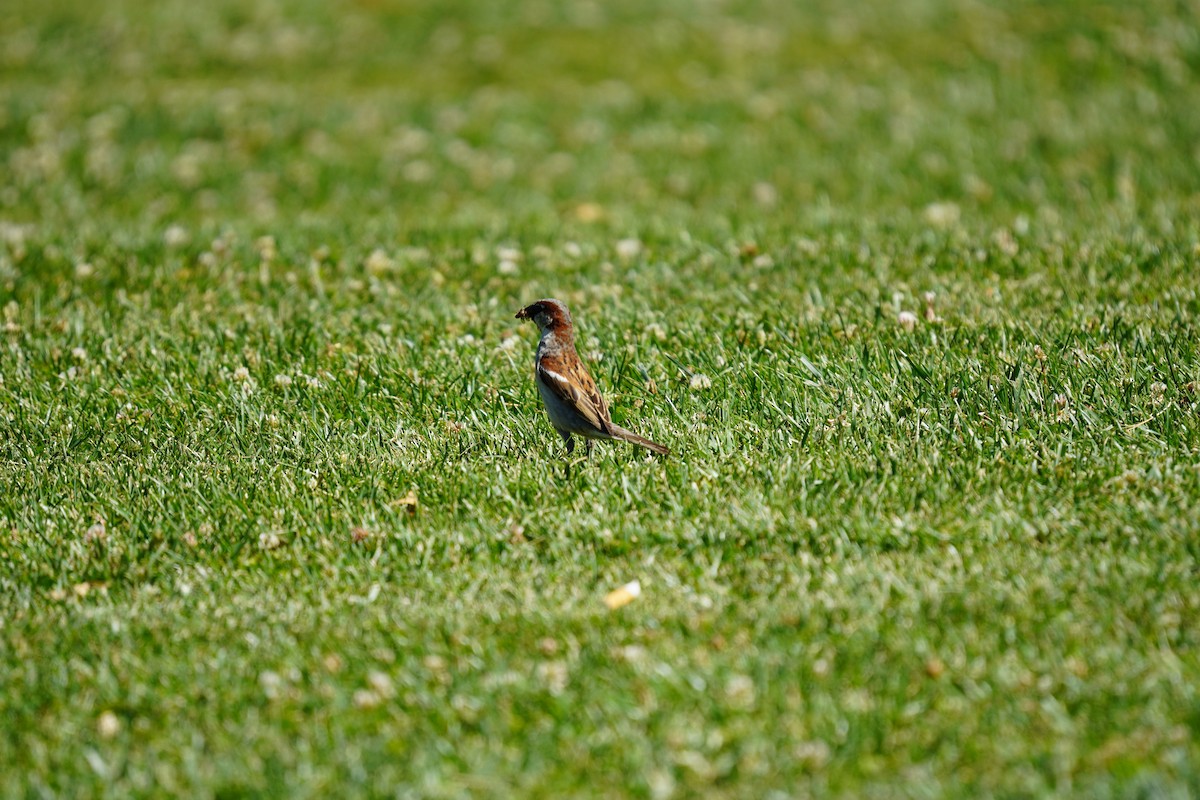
[515,298,572,332]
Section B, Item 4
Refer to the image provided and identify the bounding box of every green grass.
[2,0,1199,796]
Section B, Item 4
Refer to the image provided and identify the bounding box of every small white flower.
[364,248,394,273]
[725,674,757,708]
[259,670,283,698]
[274,374,293,388]
[163,225,190,247]
[795,238,821,256]
[97,711,121,739]
[304,375,321,389]
[71,347,88,361]
[923,202,961,228]
[258,531,283,550]
[233,366,251,382]
[75,262,95,279]
[367,670,395,699]
[616,644,647,662]
[898,311,919,331]
[690,373,712,391]
[255,235,277,261]
[753,181,778,207]
[496,246,522,262]
[535,661,570,695]
[923,291,940,322]
[645,323,667,342]
[1053,393,1074,422]
[497,259,519,275]
[564,242,582,258]
[993,228,1019,257]
[616,238,643,259]
[84,520,107,543]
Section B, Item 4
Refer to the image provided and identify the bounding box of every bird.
[515,298,669,460]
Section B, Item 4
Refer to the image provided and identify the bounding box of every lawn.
[2,0,1199,796]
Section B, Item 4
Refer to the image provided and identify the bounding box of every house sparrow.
[515,299,669,458]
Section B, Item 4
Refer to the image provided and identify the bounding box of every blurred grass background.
[4,0,1199,237]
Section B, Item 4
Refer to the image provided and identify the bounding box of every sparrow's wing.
[537,352,612,434]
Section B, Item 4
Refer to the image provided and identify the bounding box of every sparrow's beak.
[515,307,530,320]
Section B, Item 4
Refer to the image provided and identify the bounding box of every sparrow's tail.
[610,425,670,456]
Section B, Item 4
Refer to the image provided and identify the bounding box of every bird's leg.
[559,430,574,478]
[585,439,594,459]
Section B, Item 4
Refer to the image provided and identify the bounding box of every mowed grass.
[2,0,1200,796]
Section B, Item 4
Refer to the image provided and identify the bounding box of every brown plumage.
[515,299,670,457]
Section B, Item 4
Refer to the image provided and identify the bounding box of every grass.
[2,0,1199,796]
